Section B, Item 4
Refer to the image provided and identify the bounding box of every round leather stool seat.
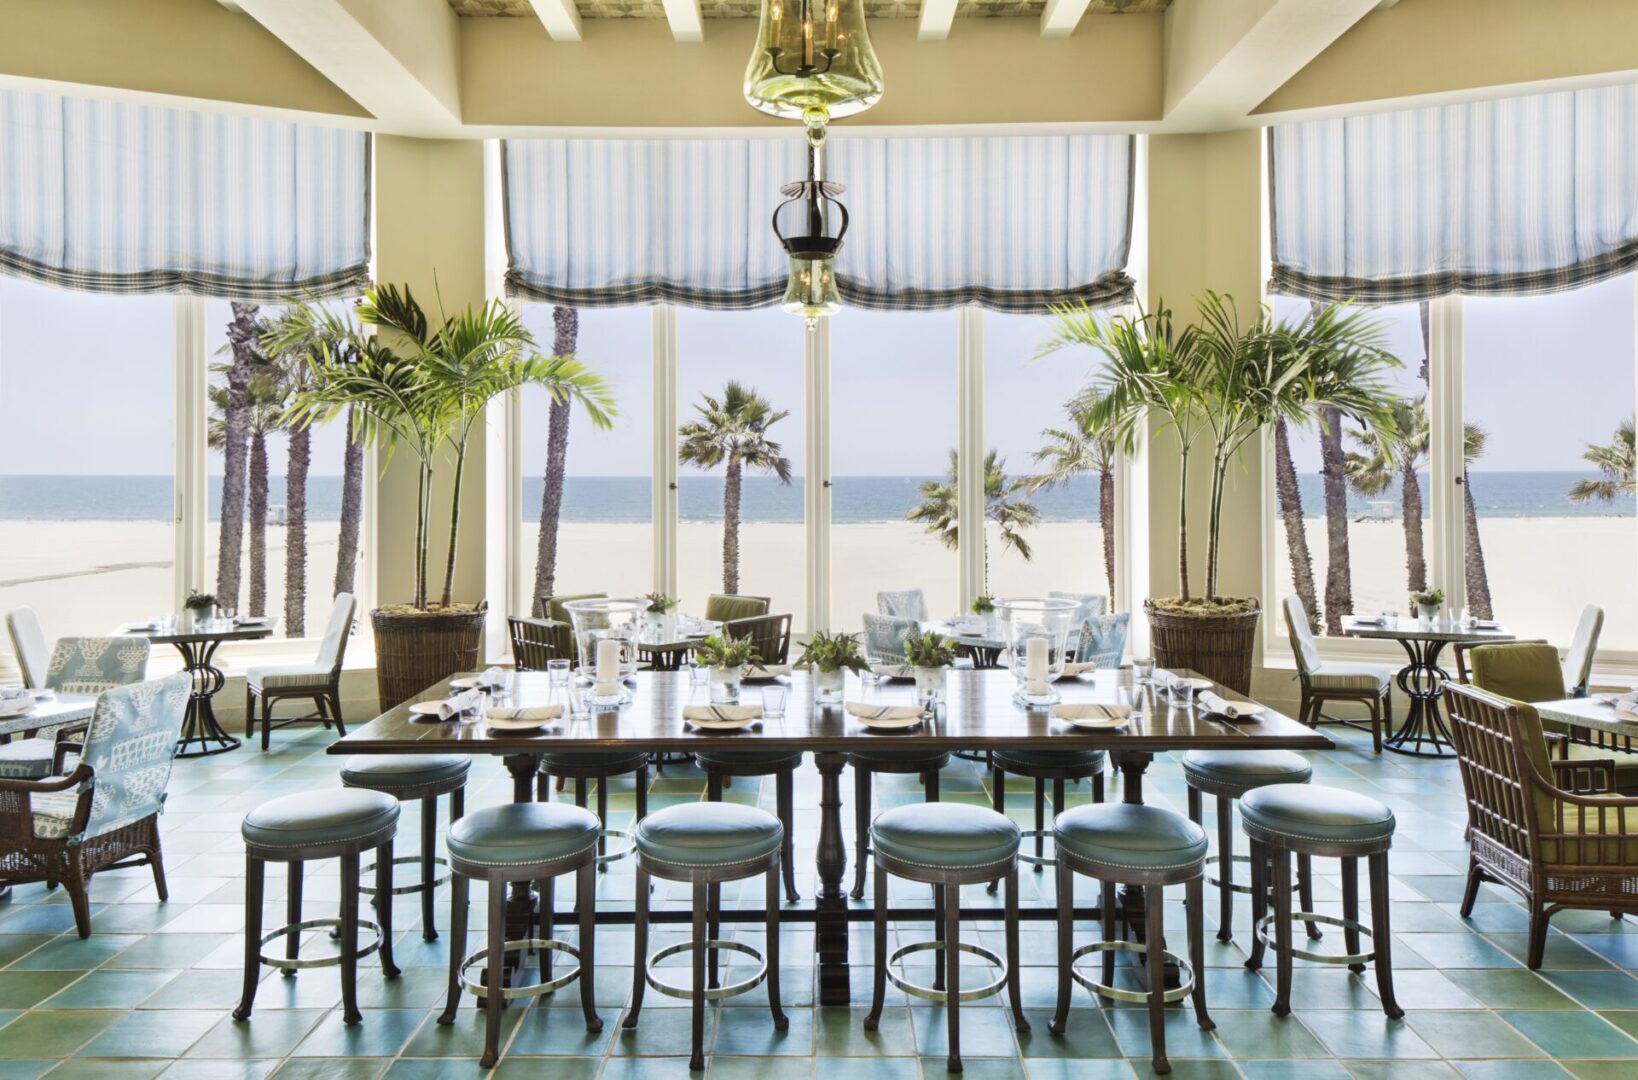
[538,751,650,772]
[446,803,600,867]
[846,749,951,768]
[242,789,400,851]
[1240,783,1395,847]
[636,802,783,867]
[1055,803,1208,871]
[693,750,804,772]
[1182,750,1311,796]
[870,802,1020,869]
[340,754,470,792]
[993,748,1106,772]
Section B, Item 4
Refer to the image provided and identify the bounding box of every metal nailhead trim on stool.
[645,939,768,1002]
[888,940,1008,1004]
[258,918,382,971]
[460,938,584,1000]
[1069,940,1197,1005]
[1255,912,1375,966]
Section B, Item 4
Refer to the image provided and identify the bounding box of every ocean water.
[0,471,1629,524]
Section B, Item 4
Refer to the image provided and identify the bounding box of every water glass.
[565,683,590,721]
[1169,677,1197,709]
[761,685,788,719]
[547,659,571,687]
[687,659,709,688]
[1133,657,1157,686]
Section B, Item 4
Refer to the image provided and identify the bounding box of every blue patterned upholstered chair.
[1049,591,1107,628]
[1074,612,1130,669]
[0,635,151,780]
[862,613,918,664]
[245,593,355,750]
[0,673,190,936]
[5,607,48,688]
[876,589,929,622]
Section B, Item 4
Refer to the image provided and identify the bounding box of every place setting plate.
[844,702,929,731]
[683,706,763,732]
[484,706,563,735]
[1052,703,1134,731]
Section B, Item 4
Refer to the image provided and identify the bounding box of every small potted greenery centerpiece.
[798,630,870,705]
[184,590,218,629]
[1410,589,1445,624]
[971,595,995,616]
[643,592,678,637]
[902,628,958,707]
[695,632,761,705]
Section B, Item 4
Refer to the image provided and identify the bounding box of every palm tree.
[1568,417,1636,504]
[1464,423,1493,620]
[909,449,1040,590]
[1273,417,1320,628]
[208,370,283,617]
[1026,391,1117,600]
[532,306,589,604]
[215,302,259,611]
[257,308,326,638]
[334,406,364,598]
[1344,396,1431,595]
[677,381,792,594]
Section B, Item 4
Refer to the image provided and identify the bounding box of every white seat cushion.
[248,664,332,691]
[1308,662,1391,693]
[0,738,56,779]
[32,791,80,840]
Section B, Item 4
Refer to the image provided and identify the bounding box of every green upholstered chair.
[703,593,770,623]
[721,612,792,666]
[875,588,928,621]
[0,634,152,780]
[1283,596,1393,753]
[1444,682,1638,968]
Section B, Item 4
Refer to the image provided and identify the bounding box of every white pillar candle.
[595,638,621,693]
[1025,636,1049,680]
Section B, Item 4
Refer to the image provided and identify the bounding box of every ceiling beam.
[1162,0,1380,130]
[235,0,461,135]
[531,0,583,43]
[662,0,705,43]
[919,0,959,41]
[1040,0,1093,40]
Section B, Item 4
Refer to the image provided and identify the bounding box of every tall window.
[676,308,805,625]
[519,306,653,611]
[0,280,175,643]
[831,310,958,626]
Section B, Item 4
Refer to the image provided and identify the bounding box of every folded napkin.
[683,705,762,724]
[1472,619,1502,630]
[473,667,508,690]
[1061,662,1099,677]
[844,702,926,723]
[1054,703,1133,722]
[869,663,915,680]
[744,664,792,680]
[434,689,484,720]
[1198,691,1262,720]
[1616,706,1638,724]
[486,705,562,723]
[0,685,30,702]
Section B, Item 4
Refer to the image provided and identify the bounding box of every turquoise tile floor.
[1,722,1635,1077]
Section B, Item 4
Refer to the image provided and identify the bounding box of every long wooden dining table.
[331,667,1331,1005]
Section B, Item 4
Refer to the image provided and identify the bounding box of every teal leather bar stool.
[848,749,951,901]
[1181,749,1313,942]
[233,789,402,1028]
[623,802,788,1072]
[988,748,1106,887]
[340,754,470,941]
[1050,803,1214,1076]
[1240,783,1402,1020]
[697,749,802,902]
[437,801,603,1069]
[863,802,1030,1074]
[536,750,650,868]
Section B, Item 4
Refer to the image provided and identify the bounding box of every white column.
[652,304,679,598]
[804,317,832,635]
[172,295,209,609]
[482,139,515,658]
[956,306,986,609]
[1427,294,1465,618]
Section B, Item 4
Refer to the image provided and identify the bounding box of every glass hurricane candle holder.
[997,597,1078,708]
[564,597,644,707]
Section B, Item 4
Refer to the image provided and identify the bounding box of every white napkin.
[744,664,792,680]
[844,702,925,723]
[1616,706,1638,724]
[474,667,508,690]
[683,705,763,724]
[1198,691,1263,720]
[1054,703,1132,722]
[1061,662,1099,677]
[436,689,484,719]
[869,663,915,680]
[0,685,29,702]
[1472,619,1502,630]
[486,705,562,723]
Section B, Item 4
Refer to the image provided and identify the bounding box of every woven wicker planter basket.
[1144,600,1261,695]
[371,603,487,710]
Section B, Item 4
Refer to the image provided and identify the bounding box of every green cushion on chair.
[703,594,771,623]
[1539,803,1638,866]
[636,802,783,867]
[448,803,601,867]
[340,754,470,791]
[241,789,400,850]
[694,750,804,773]
[1054,804,1208,870]
[1239,783,1395,845]
[870,803,1020,869]
[1561,741,1638,791]
[1470,644,1567,705]
[993,749,1106,774]
[1182,750,1312,793]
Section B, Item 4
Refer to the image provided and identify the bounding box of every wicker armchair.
[1443,682,1638,967]
[723,613,792,665]
[704,594,771,623]
[0,635,152,780]
[0,673,191,937]
[508,615,573,671]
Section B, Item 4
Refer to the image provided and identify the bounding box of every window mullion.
[652,304,679,598]
[956,306,985,609]
[804,317,831,635]
[1427,294,1466,618]
[172,295,208,610]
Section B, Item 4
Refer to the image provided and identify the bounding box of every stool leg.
[480,878,505,1068]
[1049,858,1073,1035]
[777,769,799,902]
[420,796,439,940]
[1186,875,1214,1032]
[1270,846,1294,1018]
[851,767,871,900]
[766,859,788,1030]
[932,871,946,995]
[926,766,939,802]
[1145,882,1169,1075]
[1005,869,1029,1032]
[541,876,555,980]
[1033,777,1047,867]
[577,860,603,1033]
[232,855,264,1021]
[690,878,708,1072]
[944,881,962,1074]
[1216,795,1235,943]
[635,764,648,820]
[707,877,721,991]
[339,851,362,1026]
[376,839,400,979]
[1341,856,1365,974]
[1369,851,1403,1019]
[597,776,610,871]
[1298,854,1323,941]
[437,873,468,1024]
[623,867,649,1030]
[283,861,303,975]
[864,856,888,1031]
[452,785,465,821]
[988,769,1006,894]
[1048,779,1065,874]
[1245,840,1267,971]
[1100,878,1117,988]
[1093,769,1104,803]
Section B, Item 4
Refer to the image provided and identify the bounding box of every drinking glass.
[565,683,590,721]
[1132,657,1157,686]
[761,685,788,719]
[1170,677,1197,709]
[547,659,571,687]
[687,658,708,688]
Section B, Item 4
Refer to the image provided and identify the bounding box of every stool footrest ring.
[1017,829,1056,868]
[258,918,381,970]
[645,939,766,1002]
[887,940,1007,1004]
[359,854,450,896]
[1202,852,1254,895]
[1254,912,1374,966]
[461,939,582,1000]
[1069,941,1195,1004]
[596,827,636,866]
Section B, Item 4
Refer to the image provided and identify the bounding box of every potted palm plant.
[798,630,870,705]
[1041,294,1401,692]
[282,284,614,708]
[695,632,761,705]
[902,628,958,707]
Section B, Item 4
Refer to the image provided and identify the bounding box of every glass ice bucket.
[996,597,1078,707]
[563,597,644,706]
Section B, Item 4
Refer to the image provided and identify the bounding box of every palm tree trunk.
[1273,418,1320,628]
[533,306,579,603]
[1463,470,1493,619]
[333,405,364,598]
[1176,444,1192,600]
[1205,456,1228,599]
[440,447,466,609]
[414,464,431,610]
[722,456,743,594]
[215,302,258,610]
[283,424,309,637]
[247,425,269,617]
[1319,406,1352,634]
[1400,459,1427,594]
[1099,465,1116,602]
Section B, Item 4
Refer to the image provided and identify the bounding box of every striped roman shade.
[503,134,1134,313]
[0,89,370,300]
[1270,84,1638,303]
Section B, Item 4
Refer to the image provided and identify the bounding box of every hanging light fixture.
[745,0,884,328]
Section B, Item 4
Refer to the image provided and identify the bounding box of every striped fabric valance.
[503,134,1134,314]
[0,89,370,300]
[1270,84,1638,303]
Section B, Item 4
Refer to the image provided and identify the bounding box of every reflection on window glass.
[831,310,957,627]
[519,305,653,611]
[676,308,805,626]
[0,281,175,644]
[1465,278,1637,649]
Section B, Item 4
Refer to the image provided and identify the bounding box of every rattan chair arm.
[1550,757,1616,795]
[0,764,90,796]
[1530,765,1638,810]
